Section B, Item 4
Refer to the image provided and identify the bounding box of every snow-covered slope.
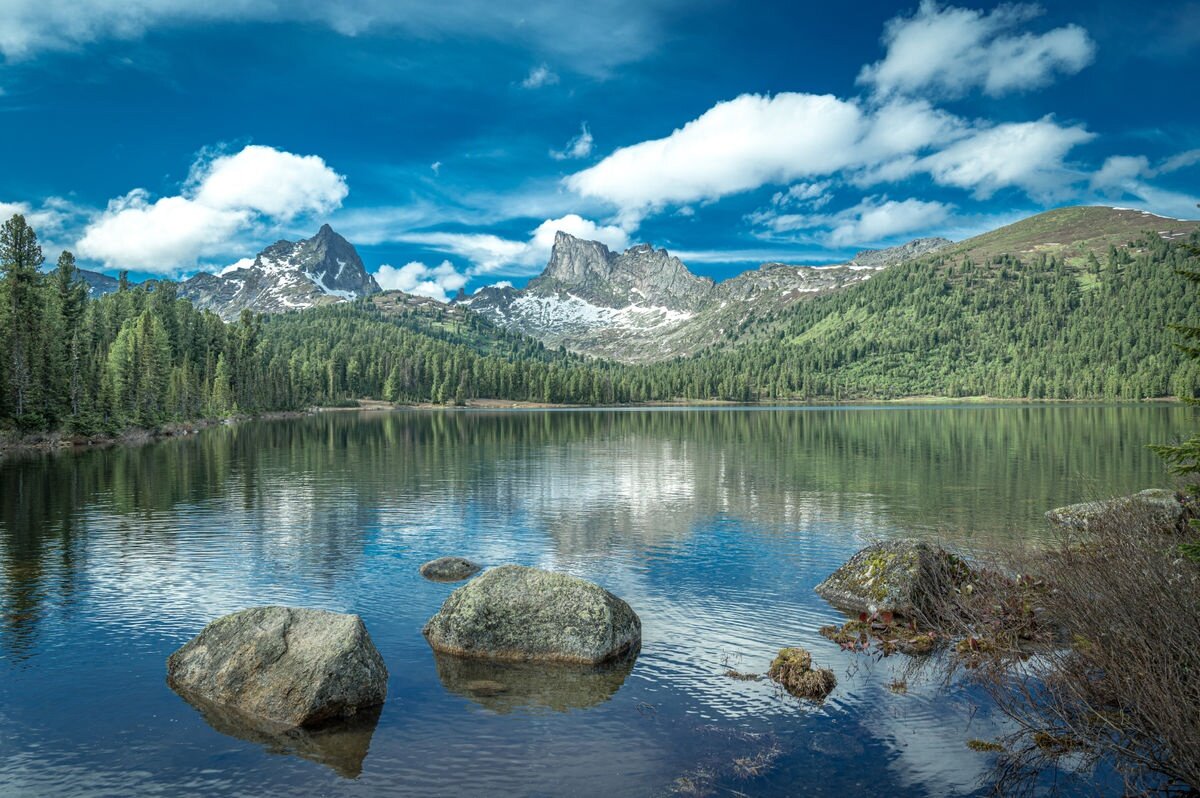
[461,232,950,362]
[180,224,380,320]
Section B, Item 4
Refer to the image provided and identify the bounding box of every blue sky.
[0,0,1197,299]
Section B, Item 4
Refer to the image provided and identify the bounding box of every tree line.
[2,212,1198,437]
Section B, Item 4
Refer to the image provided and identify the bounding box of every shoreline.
[0,394,1185,456]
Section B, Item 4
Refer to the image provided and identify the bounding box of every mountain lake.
[0,404,1193,796]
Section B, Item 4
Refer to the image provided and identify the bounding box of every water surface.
[0,405,1192,796]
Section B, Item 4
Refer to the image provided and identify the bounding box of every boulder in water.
[1046,489,1191,533]
[167,606,388,728]
[814,539,975,617]
[419,556,481,582]
[422,564,641,664]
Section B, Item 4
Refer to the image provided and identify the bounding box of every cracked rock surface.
[167,606,388,728]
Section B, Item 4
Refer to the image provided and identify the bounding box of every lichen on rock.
[814,539,976,617]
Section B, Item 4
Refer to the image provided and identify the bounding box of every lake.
[0,405,1193,796]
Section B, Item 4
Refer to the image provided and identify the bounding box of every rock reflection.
[433,651,637,713]
[171,686,382,778]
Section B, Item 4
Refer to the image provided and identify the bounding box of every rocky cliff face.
[461,233,951,363]
[180,225,380,320]
[528,231,716,311]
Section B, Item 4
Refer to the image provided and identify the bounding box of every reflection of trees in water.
[0,406,1189,657]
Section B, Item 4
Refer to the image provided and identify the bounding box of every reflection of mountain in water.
[171,685,382,778]
[432,651,637,713]
[0,406,1190,657]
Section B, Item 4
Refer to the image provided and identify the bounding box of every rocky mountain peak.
[179,224,380,320]
[530,232,714,311]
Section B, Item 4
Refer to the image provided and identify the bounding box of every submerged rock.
[814,539,975,617]
[767,647,836,700]
[419,556,481,582]
[422,564,641,664]
[173,687,382,778]
[432,650,636,712]
[1045,489,1191,533]
[167,606,388,728]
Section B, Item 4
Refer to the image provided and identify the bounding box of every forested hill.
[656,210,1200,401]
[1,207,1199,440]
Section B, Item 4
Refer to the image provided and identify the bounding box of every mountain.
[460,231,948,362]
[79,268,120,298]
[648,205,1200,401]
[179,224,380,320]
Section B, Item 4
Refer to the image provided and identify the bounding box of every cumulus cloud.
[551,123,594,160]
[191,145,348,218]
[754,196,954,246]
[858,2,1095,98]
[374,260,468,302]
[521,63,559,89]
[568,93,869,221]
[76,145,347,273]
[567,92,1088,218]
[401,213,631,277]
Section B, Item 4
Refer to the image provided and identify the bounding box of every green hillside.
[655,208,1200,401]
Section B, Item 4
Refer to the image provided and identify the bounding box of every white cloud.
[567,92,1087,217]
[1090,155,1151,191]
[754,196,954,246]
[521,63,559,89]
[401,213,631,277]
[551,123,594,160]
[0,197,78,248]
[217,257,255,276]
[374,259,468,302]
[858,1,1095,98]
[567,93,869,221]
[529,214,628,255]
[1089,153,1200,219]
[191,145,347,218]
[916,118,1094,199]
[76,145,348,273]
[772,181,833,209]
[0,1,671,74]
[827,197,953,245]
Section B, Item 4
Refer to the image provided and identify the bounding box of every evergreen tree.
[0,214,46,424]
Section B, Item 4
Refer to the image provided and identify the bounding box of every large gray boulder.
[167,606,388,728]
[1046,489,1191,533]
[423,565,641,664]
[814,539,975,617]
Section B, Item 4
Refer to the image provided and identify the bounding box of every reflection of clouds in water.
[865,687,1009,795]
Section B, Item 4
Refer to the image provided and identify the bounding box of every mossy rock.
[814,539,975,616]
[767,647,836,700]
[1045,489,1189,534]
